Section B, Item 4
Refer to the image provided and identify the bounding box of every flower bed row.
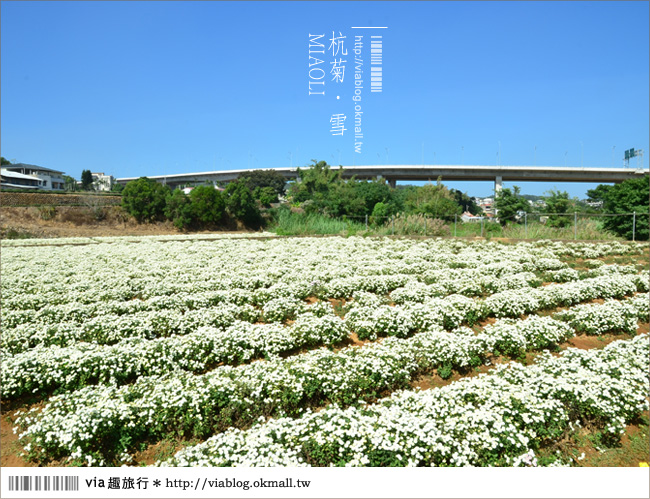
[344,274,646,341]
[4,269,645,356]
[4,275,647,403]
[158,333,650,467]
[16,289,648,465]
[554,299,642,336]
[7,237,619,310]
[4,268,647,402]
[2,314,349,399]
[1,303,259,354]
[14,315,571,465]
[482,273,647,318]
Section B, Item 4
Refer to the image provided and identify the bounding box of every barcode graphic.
[370,35,382,92]
[8,476,79,492]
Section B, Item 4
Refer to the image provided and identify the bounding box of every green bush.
[121,177,170,223]
[545,190,573,228]
[437,363,453,380]
[240,170,287,196]
[370,201,390,225]
[494,186,529,226]
[224,180,261,227]
[189,185,225,226]
[601,175,649,241]
[164,189,194,230]
[254,186,278,207]
[38,205,56,220]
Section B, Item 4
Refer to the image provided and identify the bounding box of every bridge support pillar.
[387,178,397,188]
[494,176,503,196]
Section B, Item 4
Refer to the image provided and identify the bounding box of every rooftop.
[3,163,65,175]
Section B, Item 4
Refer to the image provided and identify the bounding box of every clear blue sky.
[2,1,648,198]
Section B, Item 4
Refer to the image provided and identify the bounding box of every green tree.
[165,189,194,230]
[405,181,461,219]
[451,189,482,215]
[370,201,391,225]
[586,184,612,208]
[350,180,393,215]
[325,181,366,218]
[494,186,530,226]
[240,170,287,196]
[111,182,125,193]
[189,184,225,225]
[601,176,649,240]
[224,180,261,227]
[254,186,278,207]
[290,160,342,203]
[81,170,94,191]
[1,157,11,166]
[121,177,170,223]
[63,175,78,192]
[544,190,573,228]
[287,160,396,218]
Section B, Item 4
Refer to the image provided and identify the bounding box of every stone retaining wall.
[0,192,122,207]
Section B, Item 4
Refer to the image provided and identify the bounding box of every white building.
[91,172,115,192]
[461,211,483,223]
[0,163,65,190]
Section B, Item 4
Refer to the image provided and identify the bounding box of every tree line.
[494,177,649,240]
[287,160,481,221]
[120,169,286,230]
[106,159,650,240]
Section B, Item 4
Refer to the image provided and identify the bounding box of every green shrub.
[254,186,278,207]
[224,180,261,227]
[602,176,649,240]
[38,205,56,220]
[165,189,194,230]
[437,363,453,380]
[121,178,170,223]
[189,185,225,226]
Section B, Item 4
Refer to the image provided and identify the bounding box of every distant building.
[91,172,115,192]
[461,211,483,223]
[0,163,65,190]
[473,197,494,216]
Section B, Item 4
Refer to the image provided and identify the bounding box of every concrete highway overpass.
[117,165,649,192]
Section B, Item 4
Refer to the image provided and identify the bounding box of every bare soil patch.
[0,411,33,467]
[0,206,256,239]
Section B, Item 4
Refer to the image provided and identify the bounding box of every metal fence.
[340,211,649,241]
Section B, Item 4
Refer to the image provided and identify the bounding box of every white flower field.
[1,235,649,467]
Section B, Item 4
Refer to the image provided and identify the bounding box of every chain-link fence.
[338,211,649,241]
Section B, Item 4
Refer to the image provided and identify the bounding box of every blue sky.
[1,1,648,198]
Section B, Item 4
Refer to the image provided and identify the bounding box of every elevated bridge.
[117,165,649,192]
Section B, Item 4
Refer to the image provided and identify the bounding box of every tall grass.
[501,218,621,241]
[374,213,450,236]
[268,207,624,241]
[270,209,366,235]
[450,218,621,240]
